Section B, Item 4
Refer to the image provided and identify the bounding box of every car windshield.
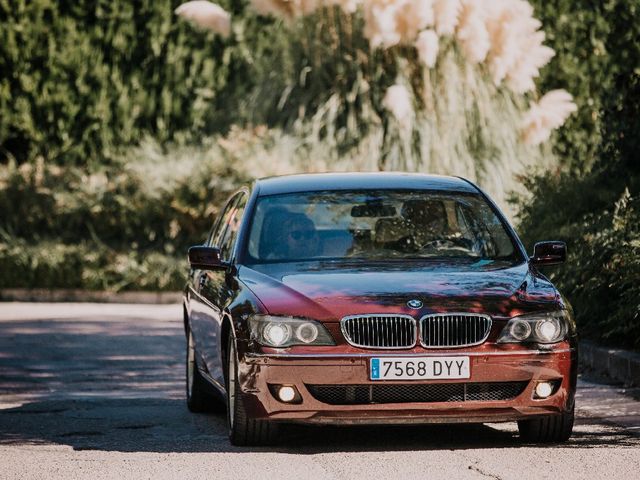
[245,190,521,264]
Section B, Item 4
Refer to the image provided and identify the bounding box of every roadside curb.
[580,340,640,387]
[0,289,182,304]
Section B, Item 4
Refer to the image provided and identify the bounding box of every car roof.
[255,172,479,196]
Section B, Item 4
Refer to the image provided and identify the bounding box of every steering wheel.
[419,236,474,251]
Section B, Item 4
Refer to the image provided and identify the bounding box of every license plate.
[370,356,470,381]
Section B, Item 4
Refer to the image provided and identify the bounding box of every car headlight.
[497,310,573,344]
[248,315,336,347]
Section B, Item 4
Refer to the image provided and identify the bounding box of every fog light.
[278,386,296,402]
[535,381,553,399]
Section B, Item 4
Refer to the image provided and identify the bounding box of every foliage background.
[516,0,640,349]
[0,0,638,348]
[1,0,246,167]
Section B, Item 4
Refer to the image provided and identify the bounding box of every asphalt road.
[1,303,639,480]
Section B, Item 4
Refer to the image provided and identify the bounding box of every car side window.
[218,193,248,262]
[207,194,241,248]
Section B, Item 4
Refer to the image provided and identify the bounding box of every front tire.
[518,409,574,443]
[226,336,278,446]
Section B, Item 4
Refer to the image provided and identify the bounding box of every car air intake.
[420,313,492,348]
[306,381,528,405]
[341,315,416,349]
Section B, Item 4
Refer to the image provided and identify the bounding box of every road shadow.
[1,397,638,453]
[1,312,639,454]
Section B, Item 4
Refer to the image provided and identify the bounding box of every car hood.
[238,261,560,321]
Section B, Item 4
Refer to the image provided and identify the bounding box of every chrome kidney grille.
[420,313,492,348]
[341,315,417,349]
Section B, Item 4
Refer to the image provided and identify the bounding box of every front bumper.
[237,345,577,425]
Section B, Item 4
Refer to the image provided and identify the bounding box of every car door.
[193,192,248,386]
[188,193,241,383]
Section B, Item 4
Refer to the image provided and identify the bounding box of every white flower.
[363,0,434,48]
[415,29,439,68]
[324,0,363,14]
[433,0,460,36]
[383,84,414,129]
[299,0,323,15]
[395,0,435,43]
[250,0,337,19]
[249,0,295,19]
[485,0,524,85]
[248,0,557,96]
[484,0,555,92]
[175,1,231,37]
[521,90,577,145]
[363,1,402,48]
[506,30,555,93]
[456,0,490,63]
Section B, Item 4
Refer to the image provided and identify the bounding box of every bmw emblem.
[407,299,423,309]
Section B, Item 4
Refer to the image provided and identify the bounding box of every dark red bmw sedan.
[184,173,577,446]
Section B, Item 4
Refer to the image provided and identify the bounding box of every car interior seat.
[258,207,291,259]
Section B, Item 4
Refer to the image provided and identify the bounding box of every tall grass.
[225,5,558,215]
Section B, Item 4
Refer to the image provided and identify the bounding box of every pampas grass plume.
[249,0,294,19]
[433,0,461,35]
[325,0,363,14]
[522,90,577,145]
[383,84,414,129]
[415,29,439,68]
[456,0,490,63]
[175,1,231,37]
[394,1,435,44]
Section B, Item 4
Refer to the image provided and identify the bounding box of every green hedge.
[516,0,640,349]
[0,141,250,290]
[0,0,244,166]
[0,239,185,291]
[528,0,613,171]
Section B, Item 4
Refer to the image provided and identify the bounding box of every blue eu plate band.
[371,358,380,379]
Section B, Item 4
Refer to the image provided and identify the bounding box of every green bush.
[517,177,640,349]
[529,0,614,171]
[0,157,213,251]
[516,0,640,349]
[0,137,256,291]
[0,126,337,291]
[0,239,186,290]
[0,0,244,166]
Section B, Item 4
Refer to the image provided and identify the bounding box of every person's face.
[409,205,445,235]
[423,215,445,234]
[286,223,318,257]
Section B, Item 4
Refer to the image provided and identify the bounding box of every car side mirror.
[188,246,224,270]
[530,241,566,266]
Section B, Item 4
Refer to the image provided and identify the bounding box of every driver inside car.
[374,199,449,253]
[401,199,448,248]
